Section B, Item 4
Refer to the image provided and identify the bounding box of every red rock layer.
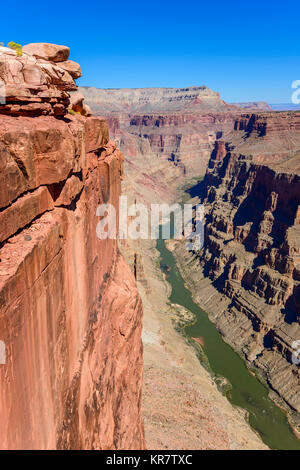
[103,112,237,179]
[0,46,145,450]
[198,111,300,417]
[79,86,242,183]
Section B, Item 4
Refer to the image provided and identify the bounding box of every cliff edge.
[0,44,145,450]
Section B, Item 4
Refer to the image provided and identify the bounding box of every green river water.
[156,232,300,450]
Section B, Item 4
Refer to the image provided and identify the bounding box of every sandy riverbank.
[120,237,268,449]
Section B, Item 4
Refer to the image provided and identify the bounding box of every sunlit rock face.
[79,85,233,113]
[80,86,240,202]
[0,45,145,450]
[198,111,300,421]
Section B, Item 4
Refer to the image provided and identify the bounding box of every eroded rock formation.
[79,86,233,114]
[197,111,300,427]
[82,86,274,448]
[0,42,88,117]
[82,81,300,439]
[80,87,242,200]
[0,45,144,450]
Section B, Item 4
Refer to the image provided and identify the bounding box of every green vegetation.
[67,108,81,116]
[7,42,22,56]
[215,375,232,397]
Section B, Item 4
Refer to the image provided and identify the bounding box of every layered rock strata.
[80,87,240,187]
[230,102,271,111]
[193,111,300,428]
[79,86,233,114]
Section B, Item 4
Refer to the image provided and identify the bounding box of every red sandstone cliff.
[0,44,144,450]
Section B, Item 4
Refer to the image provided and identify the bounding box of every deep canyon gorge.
[82,86,300,448]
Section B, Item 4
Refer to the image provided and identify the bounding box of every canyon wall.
[229,102,271,111]
[0,44,144,450]
[80,87,241,201]
[83,82,300,437]
[79,86,233,114]
[196,111,300,428]
[81,87,274,448]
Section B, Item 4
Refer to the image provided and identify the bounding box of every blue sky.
[2,0,300,102]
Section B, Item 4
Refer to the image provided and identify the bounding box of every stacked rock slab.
[0,44,145,449]
[0,42,88,116]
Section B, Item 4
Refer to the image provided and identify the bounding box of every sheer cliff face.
[0,45,144,450]
[200,112,300,417]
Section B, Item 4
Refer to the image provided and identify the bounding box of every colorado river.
[157,233,300,450]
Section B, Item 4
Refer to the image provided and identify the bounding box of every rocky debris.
[143,366,231,449]
[0,46,144,450]
[0,43,84,116]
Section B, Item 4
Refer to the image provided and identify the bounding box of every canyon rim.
[0,43,145,450]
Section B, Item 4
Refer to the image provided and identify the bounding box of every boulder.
[69,91,84,109]
[82,103,92,116]
[69,91,92,116]
[23,43,70,62]
[58,60,81,79]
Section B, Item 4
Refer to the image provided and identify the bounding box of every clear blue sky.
[2,0,300,102]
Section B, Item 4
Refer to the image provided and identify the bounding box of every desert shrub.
[67,108,80,116]
[8,42,22,56]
